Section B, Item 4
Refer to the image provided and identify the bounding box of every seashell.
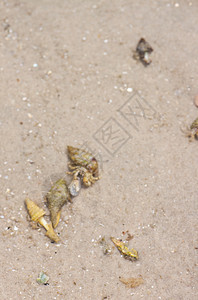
[45,178,70,228]
[67,146,100,187]
[133,38,153,66]
[25,198,60,243]
[110,237,138,261]
[68,175,81,197]
[25,198,45,222]
[67,145,99,177]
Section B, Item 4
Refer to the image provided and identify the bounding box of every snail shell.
[45,178,70,228]
[25,198,45,222]
[25,198,59,243]
[67,146,99,177]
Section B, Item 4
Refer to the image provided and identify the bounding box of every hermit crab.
[181,117,198,141]
[45,178,70,228]
[25,198,59,243]
[133,38,153,66]
[67,146,100,188]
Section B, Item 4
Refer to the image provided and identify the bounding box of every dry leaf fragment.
[119,277,144,288]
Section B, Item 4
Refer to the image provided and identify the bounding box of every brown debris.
[119,277,144,288]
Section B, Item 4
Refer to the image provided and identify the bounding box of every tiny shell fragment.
[68,176,81,197]
[45,178,70,228]
[111,237,138,261]
[36,271,49,285]
[119,277,144,288]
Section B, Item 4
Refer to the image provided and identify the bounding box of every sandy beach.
[0,1,197,299]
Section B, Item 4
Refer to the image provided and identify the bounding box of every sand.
[0,0,197,299]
